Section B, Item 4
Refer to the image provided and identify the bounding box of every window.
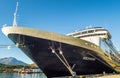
[73,32,81,36]
[82,31,87,34]
[88,30,94,33]
[95,29,106,32]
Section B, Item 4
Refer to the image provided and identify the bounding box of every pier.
[52,74,120,78]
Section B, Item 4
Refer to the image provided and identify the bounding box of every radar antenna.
[13,2,19,27]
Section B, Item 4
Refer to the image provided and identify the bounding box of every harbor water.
[0,73,47,78]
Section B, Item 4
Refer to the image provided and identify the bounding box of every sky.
[0,0,120,64]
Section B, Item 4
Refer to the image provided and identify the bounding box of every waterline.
[0,73,47,78]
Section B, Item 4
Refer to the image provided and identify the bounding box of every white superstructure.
[67,27,120,62]
[67,27,111,46]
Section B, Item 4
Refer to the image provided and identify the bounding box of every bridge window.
[82,31,87,34]
[88,30,94,33]
[73,32,81,36]
[95,29,106,32]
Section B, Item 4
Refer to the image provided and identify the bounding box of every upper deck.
[67,27,111,46]
[67,27,111,39]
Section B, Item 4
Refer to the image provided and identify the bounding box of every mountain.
[0,57,27,65]
[0,63,4,66]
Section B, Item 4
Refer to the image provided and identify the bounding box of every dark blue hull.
[8,34,115,77]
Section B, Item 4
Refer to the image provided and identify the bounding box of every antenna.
[13,2,19,27]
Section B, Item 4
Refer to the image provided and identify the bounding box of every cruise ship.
[1,3,120,78]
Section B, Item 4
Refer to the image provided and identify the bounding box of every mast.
[13,2,18,27]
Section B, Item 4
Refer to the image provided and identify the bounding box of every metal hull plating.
[2,27,118,77]
[8,34,114,77]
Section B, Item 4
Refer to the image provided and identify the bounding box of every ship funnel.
[13,2,18,27]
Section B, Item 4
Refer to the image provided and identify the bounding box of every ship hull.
[2,27,116,77]
[8,34,114,77]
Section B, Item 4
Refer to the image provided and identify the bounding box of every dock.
[53,74,120,78]
[97,74,120,78]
